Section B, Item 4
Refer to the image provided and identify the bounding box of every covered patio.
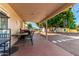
[0,3,74,56]
[11,33,73,56]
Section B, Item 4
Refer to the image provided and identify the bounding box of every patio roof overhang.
[8,3,75,23]
[40,3,75,23]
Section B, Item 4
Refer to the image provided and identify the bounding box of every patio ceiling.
[9,3,74,23]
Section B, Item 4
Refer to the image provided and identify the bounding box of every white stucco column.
[45,20,48,40]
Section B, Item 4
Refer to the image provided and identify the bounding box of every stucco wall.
[0,3,23,46]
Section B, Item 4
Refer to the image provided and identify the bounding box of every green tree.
[27,23,33,30]
[65,8,76,29]
[47,8,76,30]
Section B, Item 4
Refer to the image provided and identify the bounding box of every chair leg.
[9,40,11,56]
[3,43,5,56]
[31,38,33,45]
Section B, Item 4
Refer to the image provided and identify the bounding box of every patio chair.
[0,29,11,56]
[24,30,34,45]
[19,29,34,45]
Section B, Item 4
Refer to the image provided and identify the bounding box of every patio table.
[12,33,28,36]
[12,33,29,39]
[12,32,33,45]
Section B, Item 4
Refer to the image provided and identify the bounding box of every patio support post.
[45,20,48,40]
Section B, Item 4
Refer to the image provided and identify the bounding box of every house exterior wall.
[0,3,23,46]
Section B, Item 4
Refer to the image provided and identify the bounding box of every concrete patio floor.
[11,33,73,56]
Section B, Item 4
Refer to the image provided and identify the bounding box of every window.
[0,11,9,29]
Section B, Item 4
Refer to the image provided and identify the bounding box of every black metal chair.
[25,31,34,45]
[0,29,11,56]
[19,30,34,45]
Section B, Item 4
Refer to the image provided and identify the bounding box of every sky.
[26,22,39,29]
[72,3,79,25]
